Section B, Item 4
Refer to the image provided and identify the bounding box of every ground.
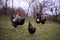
[0,15,60,40]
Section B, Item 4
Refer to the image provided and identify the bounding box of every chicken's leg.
[15,28,18,32]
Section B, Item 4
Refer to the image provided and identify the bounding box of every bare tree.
[12,0,13,15]
[4,0,8,15]
[26,0,35,15]
[0,0,3,8]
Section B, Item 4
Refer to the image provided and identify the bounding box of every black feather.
[41,18,46,24]
[36,15,46,24]
[28,22,36,34]
[10,14,25,28]
[36,15,41,23]
[12,18,25,28]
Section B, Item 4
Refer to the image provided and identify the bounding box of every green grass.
[0,15,60,40]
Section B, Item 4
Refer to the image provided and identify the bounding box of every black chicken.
[41,18,46,24]
[28,22,36,34]
[35,13,46,24]
[57,19,60,24]
[10,14,25,32]
[12,18,25,27]
[36,16,41,23]
[35,13,41,23]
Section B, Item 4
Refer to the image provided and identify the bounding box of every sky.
[3,0,60,10]
[7,0,60,16]
[8,0,60,9]
[8,0,44,9]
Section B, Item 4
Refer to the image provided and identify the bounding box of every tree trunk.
[4,0,8,15]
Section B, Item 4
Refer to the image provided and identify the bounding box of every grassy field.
[0,15,60,40]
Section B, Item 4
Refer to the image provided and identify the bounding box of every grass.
[0,15,60,40]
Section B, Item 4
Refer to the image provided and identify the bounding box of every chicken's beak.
[15,28,18,32]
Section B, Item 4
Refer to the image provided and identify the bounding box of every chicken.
[35,13,41,23]
[11,14,25,32]
[28,22,36,34]
[41,18,46,24]
[35,13,46,24]
[36,16,41,23]
[12,18,25,26]
[57,19,60,24]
